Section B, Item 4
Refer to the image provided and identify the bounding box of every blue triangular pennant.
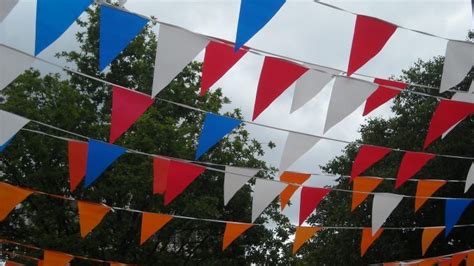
[0,139,12,153]
[195,113,242,159]
[84,139,126,188]
[99,5,149,71]
[234,0,286,50]
[35,0,93,55]
[445,199,472,236]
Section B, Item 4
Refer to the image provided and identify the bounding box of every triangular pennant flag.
[152,24,209,97]
[0,0,18,22]
[299,187,331,225]
[0,46,35,91]
[421,227,444,255]
[415,180,447,213]
[43,250,73,266]
[224,166,259,205]
[35,0,93,55]
[201,41,248,96]
[396,152,435,189]
[280,171,311,211]
[372,193,403,234]
[84,139,126,188]
[140,212,173,245]
[5,261,24,266]
[324,77,378,133]
[234,0,286,50]
[465,163,474,193]
[164,160,206,205]
[440,41,474,93]
[153,157,170,195]
[251,179,287,222]
[351,176,383,211]
[347,15,397,76]
[77,201,111,238]
[418,258,437,266]
[452,252,468,266]
[290,68,338,113]
[68,141,88,192]
[0,182,33,221]
[253,57,308,120]
[441,91,474,139]
[37,260,44,266]
[195,113,242,159]
[423,99,474,148]
[292,226,321,254]
[279,132,320,172]
[351,145,392,180]
[445,199,472,236]
[110,86,154,143]
[361,228,384,257]
[363,78,407,116]
[99,5,148,71]
[0,110,29,146]
[467,251,474,266]
[438,258,452,266]
[222,222,253,251]
[0,139,12,153]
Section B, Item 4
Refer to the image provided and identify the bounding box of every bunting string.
[3,181,474,230]
[1,45,473,162]
[374,248,474,265]
[312,1,468,42]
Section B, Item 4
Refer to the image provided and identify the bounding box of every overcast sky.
[1,0,472,224]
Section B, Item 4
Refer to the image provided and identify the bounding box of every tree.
[299,35,474,265]
[0,4,295,265]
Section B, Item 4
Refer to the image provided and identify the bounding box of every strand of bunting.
[1,43,474,180]
[0,239,129,266]
[1,110,474,240]
[1,1,473,126]
[379,249,474,266]
[2,182,474,259]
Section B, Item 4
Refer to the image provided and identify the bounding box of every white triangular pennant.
[324,76,377,133]
[279,132,321,172]
[440,41,474,93]
[372,193,403,235]
[224,166,259,205]
[251,179,286,222]
[152,25,209,97]
[291,67,338,113]
[0,0,18,22]
[0,46,35,91]
[0,110,30,145]
[464,163,474,193]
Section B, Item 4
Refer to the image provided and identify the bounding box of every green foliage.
[0,5,296,265]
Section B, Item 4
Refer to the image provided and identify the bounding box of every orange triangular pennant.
[415,180,446,213]
[68,141,88,192]
[452,252,467,266]
[140,212,173,245]
[352,177,383,211]
[467,251,474,266]
[419,258,437,266]
[361,228,383,257]
[280,172,311,210]
[43,250,74,266]
[421,227,444,255]
[222,222,253,251]
[77,201,111,238]
[37,260,44,266]
[0,182,33,221]
[292,226,321,254]
[109,262,128,266]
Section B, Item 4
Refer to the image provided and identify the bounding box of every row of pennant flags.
[1,180,474,260]
[1,0,473,134]
[1,107,474,231]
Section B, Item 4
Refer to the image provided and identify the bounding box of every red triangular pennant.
[200,41,248,96]
[109,86,154,143]
[351,145,392,180]
[396,152,435,188]
[164,160,206,205]
[347,15,397,76]
[68,141,88,192]
[153,157,171,195]
[363,78,407,116]
[423,99,474,148]
[253,57,308,120]
[299,187,331,225]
